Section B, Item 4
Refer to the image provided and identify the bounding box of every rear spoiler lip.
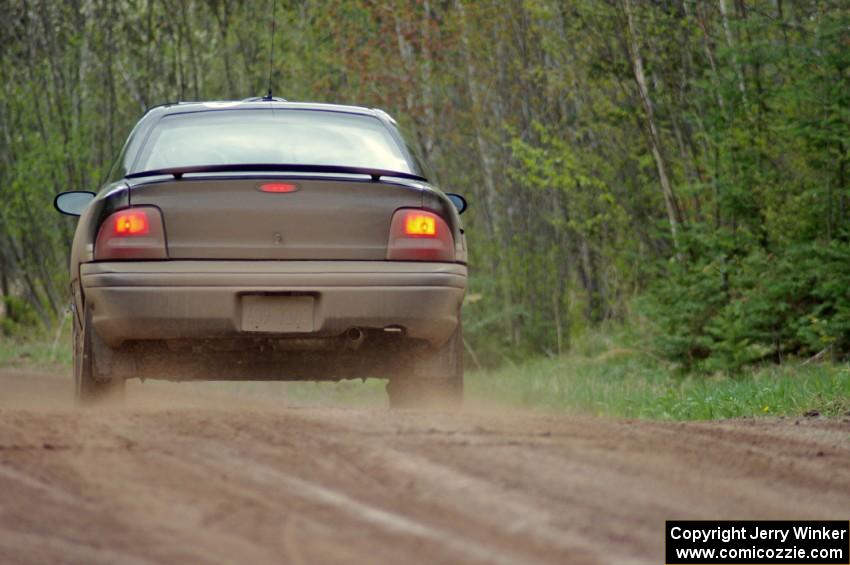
[126,164,428,183]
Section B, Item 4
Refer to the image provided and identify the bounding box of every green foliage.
[643,235,850,372]
[467,326,850,420]
[0,333,72,369]
[1,1,848,373]
[1,297,40,336]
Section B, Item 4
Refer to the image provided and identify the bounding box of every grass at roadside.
[1,327,848,419]
[0,334,72,370]
[466,329,850,419]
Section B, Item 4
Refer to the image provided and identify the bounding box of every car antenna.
[262,0,277,101]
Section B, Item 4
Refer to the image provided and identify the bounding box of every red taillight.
[404,213,437,237]
[387,209,454,262]
[259,182,298,193]
[113,211,149,235]
[95,207,167,260]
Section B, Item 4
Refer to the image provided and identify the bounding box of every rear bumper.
[81,260,466,347]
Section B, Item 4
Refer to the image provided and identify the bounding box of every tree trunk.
[0,248,11,327]
[622,0,684,251]
[718,0,747,98]
[455,0,516,343]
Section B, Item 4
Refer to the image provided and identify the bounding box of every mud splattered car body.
[54,100,468,406]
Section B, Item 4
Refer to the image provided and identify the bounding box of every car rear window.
[133,109,412,173]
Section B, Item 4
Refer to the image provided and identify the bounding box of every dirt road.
[0,369,848,564]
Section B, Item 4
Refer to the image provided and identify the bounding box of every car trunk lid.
[128,176,423,260]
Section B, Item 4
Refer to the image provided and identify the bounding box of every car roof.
[147,99,395,122]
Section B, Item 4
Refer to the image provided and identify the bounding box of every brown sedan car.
[54,100,468,407]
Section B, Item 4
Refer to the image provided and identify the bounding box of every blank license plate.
[240,295,315,333]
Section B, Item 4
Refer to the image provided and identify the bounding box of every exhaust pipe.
[345,327,365,350]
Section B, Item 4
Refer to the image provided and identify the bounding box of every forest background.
[1,0,848,386]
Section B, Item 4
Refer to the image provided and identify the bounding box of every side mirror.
[446,193,467,215]
[54,191,95,216]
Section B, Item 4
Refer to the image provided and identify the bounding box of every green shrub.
[643,231,850,372]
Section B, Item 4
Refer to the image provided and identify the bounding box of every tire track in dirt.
[0,369,848,564]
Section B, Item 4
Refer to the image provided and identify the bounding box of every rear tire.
[387,323,463,409]
[73,305,125,404]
